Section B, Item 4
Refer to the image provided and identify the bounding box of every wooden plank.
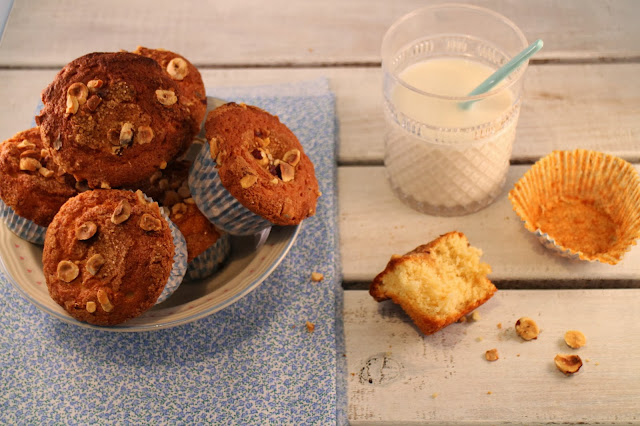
[338,165,640,283]
[344,289,640,424]
[0,0,639,67]
[1,65,639,165]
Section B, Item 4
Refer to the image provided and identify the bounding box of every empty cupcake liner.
[509,149,640,264]
[185,232,231,281]
[0,198,47,245]
[188,142,272,236]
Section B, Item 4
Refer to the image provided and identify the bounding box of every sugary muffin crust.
[0,128,77,226]
[43,189,174,325]
[204,103,320,225]
[132,46,207,128]
[37,52,197,189]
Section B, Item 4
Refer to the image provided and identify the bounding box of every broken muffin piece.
[370,231,496,335]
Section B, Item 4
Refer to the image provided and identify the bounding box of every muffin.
[189,102,320,235]
[509,149,640,264]
[36,51,198,189]
[0,127,77,244]
[370,232,497,335]
[128,161,230,280]
[43,189,187,325]
[132,46,207,128]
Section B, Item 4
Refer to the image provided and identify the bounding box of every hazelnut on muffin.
[128,161,230,280]
[36,52,198,189]
[43,189,185,325]
[0,128,77,243]
[132,46,207,128]
[189,102,320,235]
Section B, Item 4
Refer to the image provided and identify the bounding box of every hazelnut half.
[156,90,177,106]
[119,122,134,146]
[57,260,79,282]
[17,139,36,150]
[111,200,132,224]
[86,253,105,276]
[136,126,154,144]
[282,149,301,167]
[485,348,500,362]
[76,221,97,240]
[166,57,189,80]
[87,79,104,92]
[67,82,88,105]
[96,288,114,312]
[278,161,295,183]
[240,174,258,189]
[554,354,583,375]
[65,94,79,114]
[86,95,102,112]
[139,213,162,232]
[564,330,586,349]
[19,157,41,172]
[85,301,97,313]
[38,167,54,178]
[515,317,540,341]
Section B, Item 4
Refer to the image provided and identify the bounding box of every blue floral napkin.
[0,78,346,424]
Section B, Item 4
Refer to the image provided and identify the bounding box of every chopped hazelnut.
[251,148,270,166]
[240,174,258,189]
[111,199,131,224]
[76,221,97,240]
[53,138,62,151]
[17,139,36,150]
[485,348,499,361]
[515,317,540,341]
[96,288,114,312]
[85,301,97,313]
[19,149,40,159]
[311,272,324,282]
[19,157,41,172]
[282,149,301,167]
[171,203,187,217]
[139,213,162,232]
[135,190,148,204]
[100,182,111,189]
[57,260,79,282]
[306,321,315,333]
[209,137,220,161]
[156,89,177,106]
[166,57,189,80]
[278,161,295,182]
[135,125,154,144]
[554,354,583,375]
[67,82,88,105]
[471,311,481,321]
[86,95,102,111]
[38,167,54,178]
[184,197,195,205]
[86,254,105,276]
[65,94,79,114]
[564,330,586,349]
[87,79,104,92]
[119,122,134,146]
[159,161,167,170]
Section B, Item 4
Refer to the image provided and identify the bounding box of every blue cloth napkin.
[0,78,346,424]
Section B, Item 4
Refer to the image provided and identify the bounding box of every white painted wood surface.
[0,0,639,424]
[345,290,640,424]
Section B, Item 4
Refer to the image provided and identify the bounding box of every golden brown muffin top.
[205,103,320,225]
[132,46,207,128]
[127,160,221,262]
[43,189,174,325]
[0,128,77,226]
[37,52,198,189]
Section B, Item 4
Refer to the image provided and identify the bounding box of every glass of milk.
[382,4,529,216]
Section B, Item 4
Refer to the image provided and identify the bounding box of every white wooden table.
[1,1,639,423]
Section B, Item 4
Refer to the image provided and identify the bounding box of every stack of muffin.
[0,47,320,326]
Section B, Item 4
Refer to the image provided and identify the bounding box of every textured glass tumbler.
[382,4,529,216]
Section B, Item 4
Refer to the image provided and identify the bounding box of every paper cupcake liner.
[0,198,47,245]
[185,232,231,281]
[188,142,273,236]
[137,193,188,305]
[509,149,640,264]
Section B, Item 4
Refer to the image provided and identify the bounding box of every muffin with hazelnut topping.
[0,128,77,244]
[131,46,207,128]
[36,51,198,189]
[42,189,187,326]
[128,161,230,280]
[189,102,320,235]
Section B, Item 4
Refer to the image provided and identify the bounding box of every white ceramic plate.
[0,222,300,332]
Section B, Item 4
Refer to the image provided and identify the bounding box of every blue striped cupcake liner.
[0,198,47,245]
[188,142,273,236]
[136,193,188,305]
[185,232,231,281]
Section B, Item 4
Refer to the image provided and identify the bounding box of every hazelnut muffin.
[189,102,320,235]
[132,46,207,128]
[128,161,230,280]
[43,189,187,326]
[36,52,198,189]
[0,128,77,244]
